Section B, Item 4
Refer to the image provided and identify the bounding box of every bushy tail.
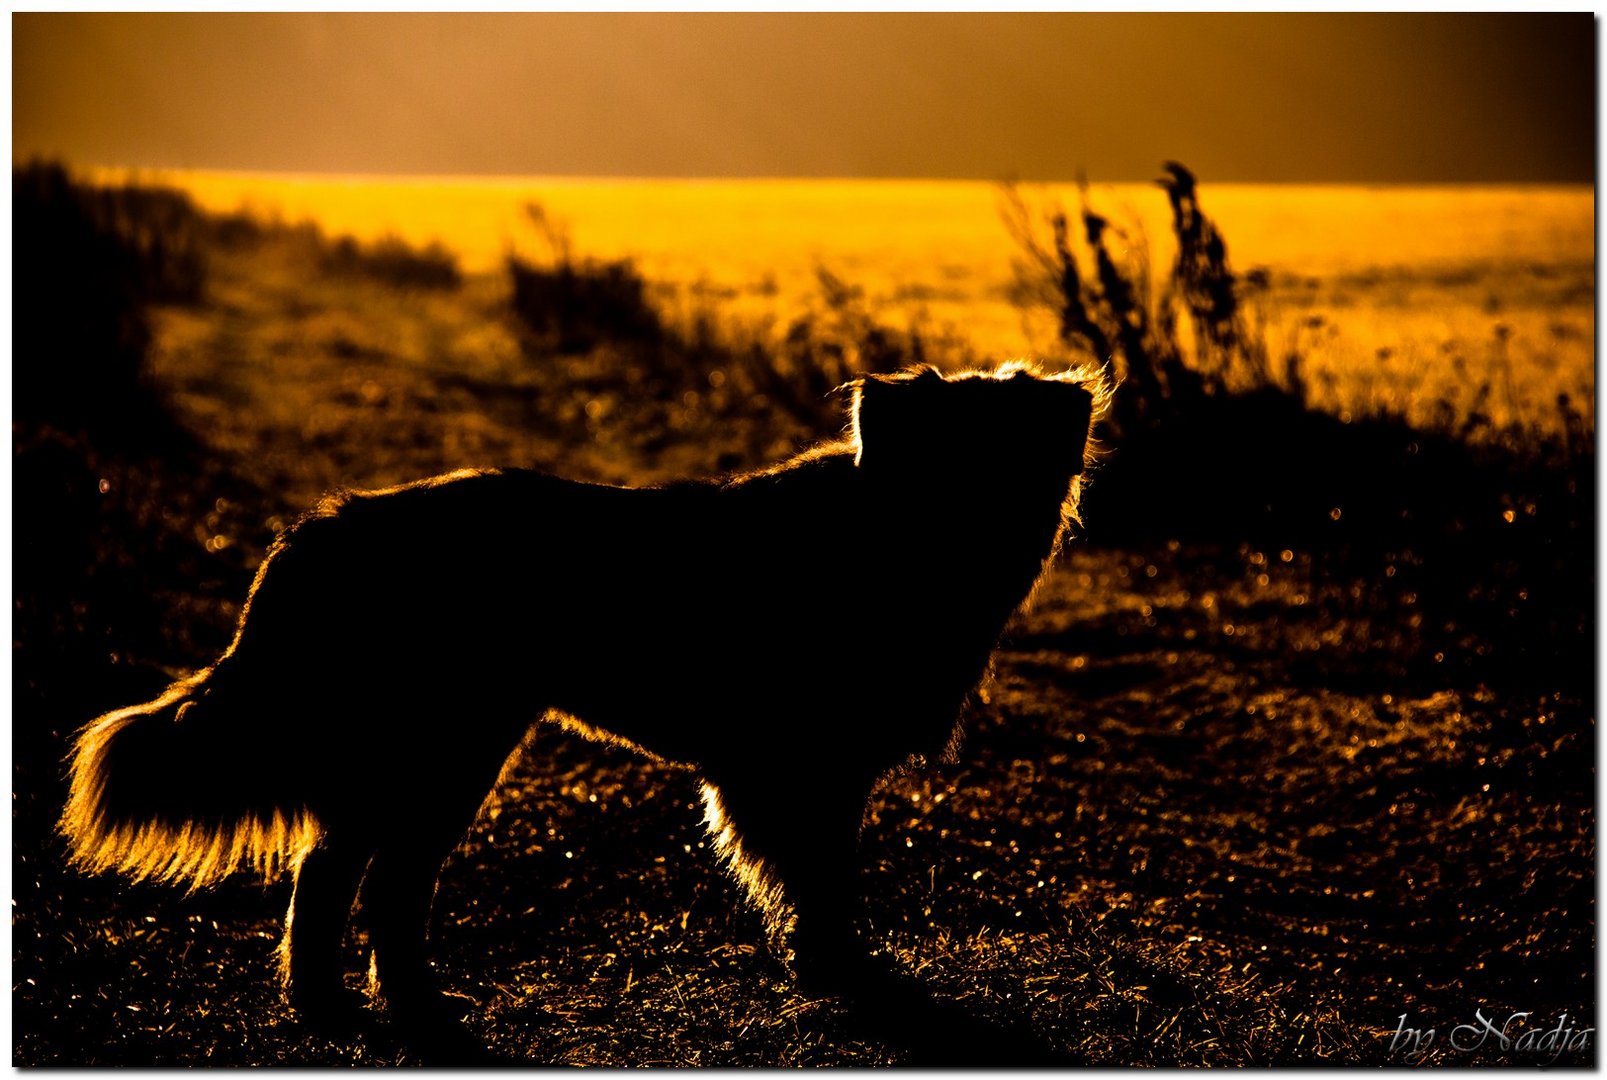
[59,668,319,891]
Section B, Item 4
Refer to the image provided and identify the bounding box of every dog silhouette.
[61,362,1103,1049]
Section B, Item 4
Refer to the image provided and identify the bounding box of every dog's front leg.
[704,769,880,996]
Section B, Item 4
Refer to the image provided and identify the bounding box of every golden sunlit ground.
[12,166,1595,1065]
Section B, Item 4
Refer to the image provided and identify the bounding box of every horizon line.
[36,160,1597,191]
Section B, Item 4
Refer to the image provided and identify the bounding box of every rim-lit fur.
[62,674,323,889]
[62,661,321,893]
[57,359,1107,1032]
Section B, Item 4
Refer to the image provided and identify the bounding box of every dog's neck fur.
[856,460,1076,629]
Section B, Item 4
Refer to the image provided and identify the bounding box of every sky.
[11,12,1597,183]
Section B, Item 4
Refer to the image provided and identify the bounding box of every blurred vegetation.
[509,204,664,354]
[1006,162,1594,460]
[319,233,462,291]
[202,206,464,292]
[13,161,204,440]
[11,161,1593,1066]
[1003,163,1593,690]
[506,203,961,466]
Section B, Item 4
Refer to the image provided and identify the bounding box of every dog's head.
[849,362,1105,485]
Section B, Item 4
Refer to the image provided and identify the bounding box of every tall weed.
[1005,162,1593,684]
[1003,163,1292,437]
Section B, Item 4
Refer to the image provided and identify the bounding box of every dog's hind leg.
[364,832,461,1024]
[361,719,528,1037]
[362,821,498,1065]
[283,832,374,1033]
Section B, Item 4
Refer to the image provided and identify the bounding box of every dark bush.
[508,251,663,355]
[505,201,663,354]
[319,232,463,291]
[12,161,206,439]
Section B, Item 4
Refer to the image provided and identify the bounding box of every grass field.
[120,168,1594,436]
[12,165,1595,1065]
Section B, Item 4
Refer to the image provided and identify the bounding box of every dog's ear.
[848,376,879,466]
[850,368,953,467]
[850,372,912,467]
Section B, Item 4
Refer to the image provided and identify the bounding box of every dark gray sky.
[12,12,1597,182]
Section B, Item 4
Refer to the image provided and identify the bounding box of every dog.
[60,361,1103,1047]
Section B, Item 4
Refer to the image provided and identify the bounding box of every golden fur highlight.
[60,674,321,891]
[699,782,794,947]
[848,358,1110,503]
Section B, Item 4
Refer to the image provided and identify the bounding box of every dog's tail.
[59,664,319,891]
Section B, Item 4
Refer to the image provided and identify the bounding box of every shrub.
[12,161,206,438]
[506,204,664,354]
[319,232,462,291]
[504,206,949,465]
